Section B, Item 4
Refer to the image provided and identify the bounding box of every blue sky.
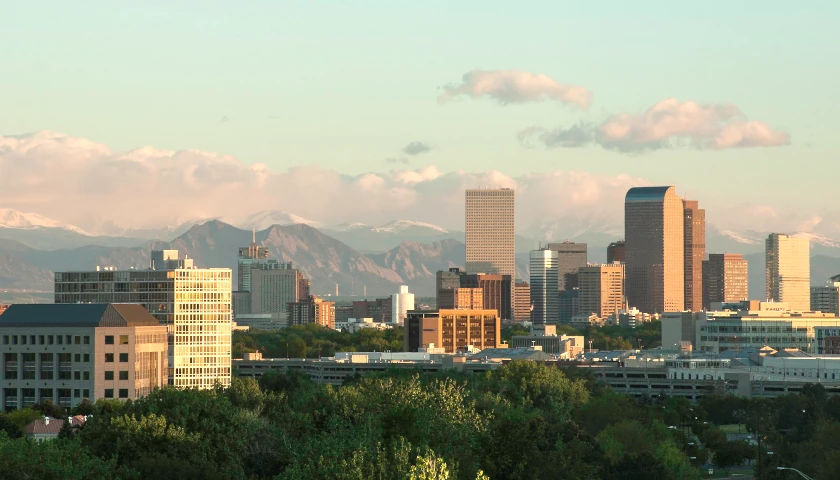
[1,1,838,228]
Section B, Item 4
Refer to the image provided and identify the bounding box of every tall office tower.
[547,242,587,291]
[288,295,334,328]
[465,188,515,278]
[54,250,232,389]
[436,268,464,309]
[607,241,626,263]
[702,254,748,309]
[513,281,531,322]
[461,273,512,320]
[625,186,685,314]
[683,200,706,312]
[558,289,579,324]
[812,280,840,315]
[530,248,559,324]
[579,263,626,318]
[234,237,309,317]
[391,285,415,324]
[237,232,270,292]
[766,234,811,311]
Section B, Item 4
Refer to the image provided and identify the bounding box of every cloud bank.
[438,69,592,109]
[519,98,790,152]
[0,131,642,234]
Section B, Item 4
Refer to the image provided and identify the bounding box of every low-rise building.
[404,309,500,354]
[335,317,392,333]
[235,313,289,331]
[25,415,87,441]
[1,303,168,410]
[510,324,584,358]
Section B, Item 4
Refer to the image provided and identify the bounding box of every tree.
[714,440,749,474]
[409,449,450,480]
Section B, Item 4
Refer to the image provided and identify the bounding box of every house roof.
[0,303,159,328]
[25,415,87,436]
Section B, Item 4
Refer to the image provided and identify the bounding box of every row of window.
[104,389,130,399]
[105,353,129,363]
[104,371,130,380]
[4,370,91,381]
[2,334,90,346]
[104,335,130,345]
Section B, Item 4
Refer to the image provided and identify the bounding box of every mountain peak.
[0,208,90,235]
[236,210,322,231]
[374,220,449,234]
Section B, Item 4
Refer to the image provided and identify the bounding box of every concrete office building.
[811,280,840,315]
[625,186,685,314]
[404,309,500,354]
[54,251,232,389]
[530,248,559,324]
[511,324,584,358]
[1,304,168,411]
[683,200,705,312]
[461,273,512,321]
[513,281,531,322]
[465,188,515,278]
[352,298,392,324]
[558,289,580,325]
[288,296,335,329]
[578,263,625,318]
[547,242,587,291]
[451,288,483,310]
[391,285,415,325]
[234,237,308,320]
[607,241,626,264]
[702,254,748,309]
[766,234,810,311]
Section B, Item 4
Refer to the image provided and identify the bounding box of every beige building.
[766,234,810,311]
[702,253,748,309]
[683,200,705,312]
[1,304,168,410]
[578,262,625,318]
[54,251,232,389]
[452,287,484,310]
[625,186,685,314]
[513,281,530,322]
[404,309,500,354]
[465,188,515,278]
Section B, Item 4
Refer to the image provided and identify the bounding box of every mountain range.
[2,209,840,302]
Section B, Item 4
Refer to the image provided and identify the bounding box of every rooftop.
[0,303,161,328]
[625,186,673,202]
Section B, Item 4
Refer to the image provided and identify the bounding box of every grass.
[717,424,746,434]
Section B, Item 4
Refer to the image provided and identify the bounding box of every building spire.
[252,227,256,244]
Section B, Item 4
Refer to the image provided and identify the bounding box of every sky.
[1,1,838,234]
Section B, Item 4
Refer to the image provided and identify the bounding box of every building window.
[65,335,71,344]
[30,336,35,345]
[48,335,54,345]
[119,371,129,380]
[74,389,80,398]
[84,354,90,363]
[38,335,45,345]
[119,335,129,345]
[82,389,90,399]
[118,389,128,399]
[119,353,128,363]
[74,371,81,380]
[20,336,26,345]
[105,336,114,345]
[56,336,62,345]
[105,371,114,380]
[1,336,6,345]
[74,354,80,362]
[105,353,114,363]
[104,389,114,398]
[84,336,90,345]
[83,371,90,380]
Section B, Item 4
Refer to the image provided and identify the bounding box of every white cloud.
[438,69,592,109]
[520,98,790,152]
[0,131,646,234]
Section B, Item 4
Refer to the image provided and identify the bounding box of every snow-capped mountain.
[0,208,90,235]
[234,211,322,231]
[329,222,372,232]
[374,220,450,234]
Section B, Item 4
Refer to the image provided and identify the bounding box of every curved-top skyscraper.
[624,186,685,314]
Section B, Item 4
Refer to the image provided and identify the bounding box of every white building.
[766,234,810,312]
[391,285,415,325]
[530,248,559,324]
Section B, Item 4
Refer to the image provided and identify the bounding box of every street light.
[777,466,816,480]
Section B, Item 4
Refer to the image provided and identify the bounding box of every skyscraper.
[513,281,531,322]
[683,200,705,312]
[547,242,587,291]
[702,253,748,309]
[54,251,232,389]
[460,273,512,320]
[435,268,464,309]
[579,263,625,318]
[766,234,810,311]
[607,241,625,263]
[530,248,559,324]
[234,237,308,317]
[625,186,685,314]
[465,188,515,278]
